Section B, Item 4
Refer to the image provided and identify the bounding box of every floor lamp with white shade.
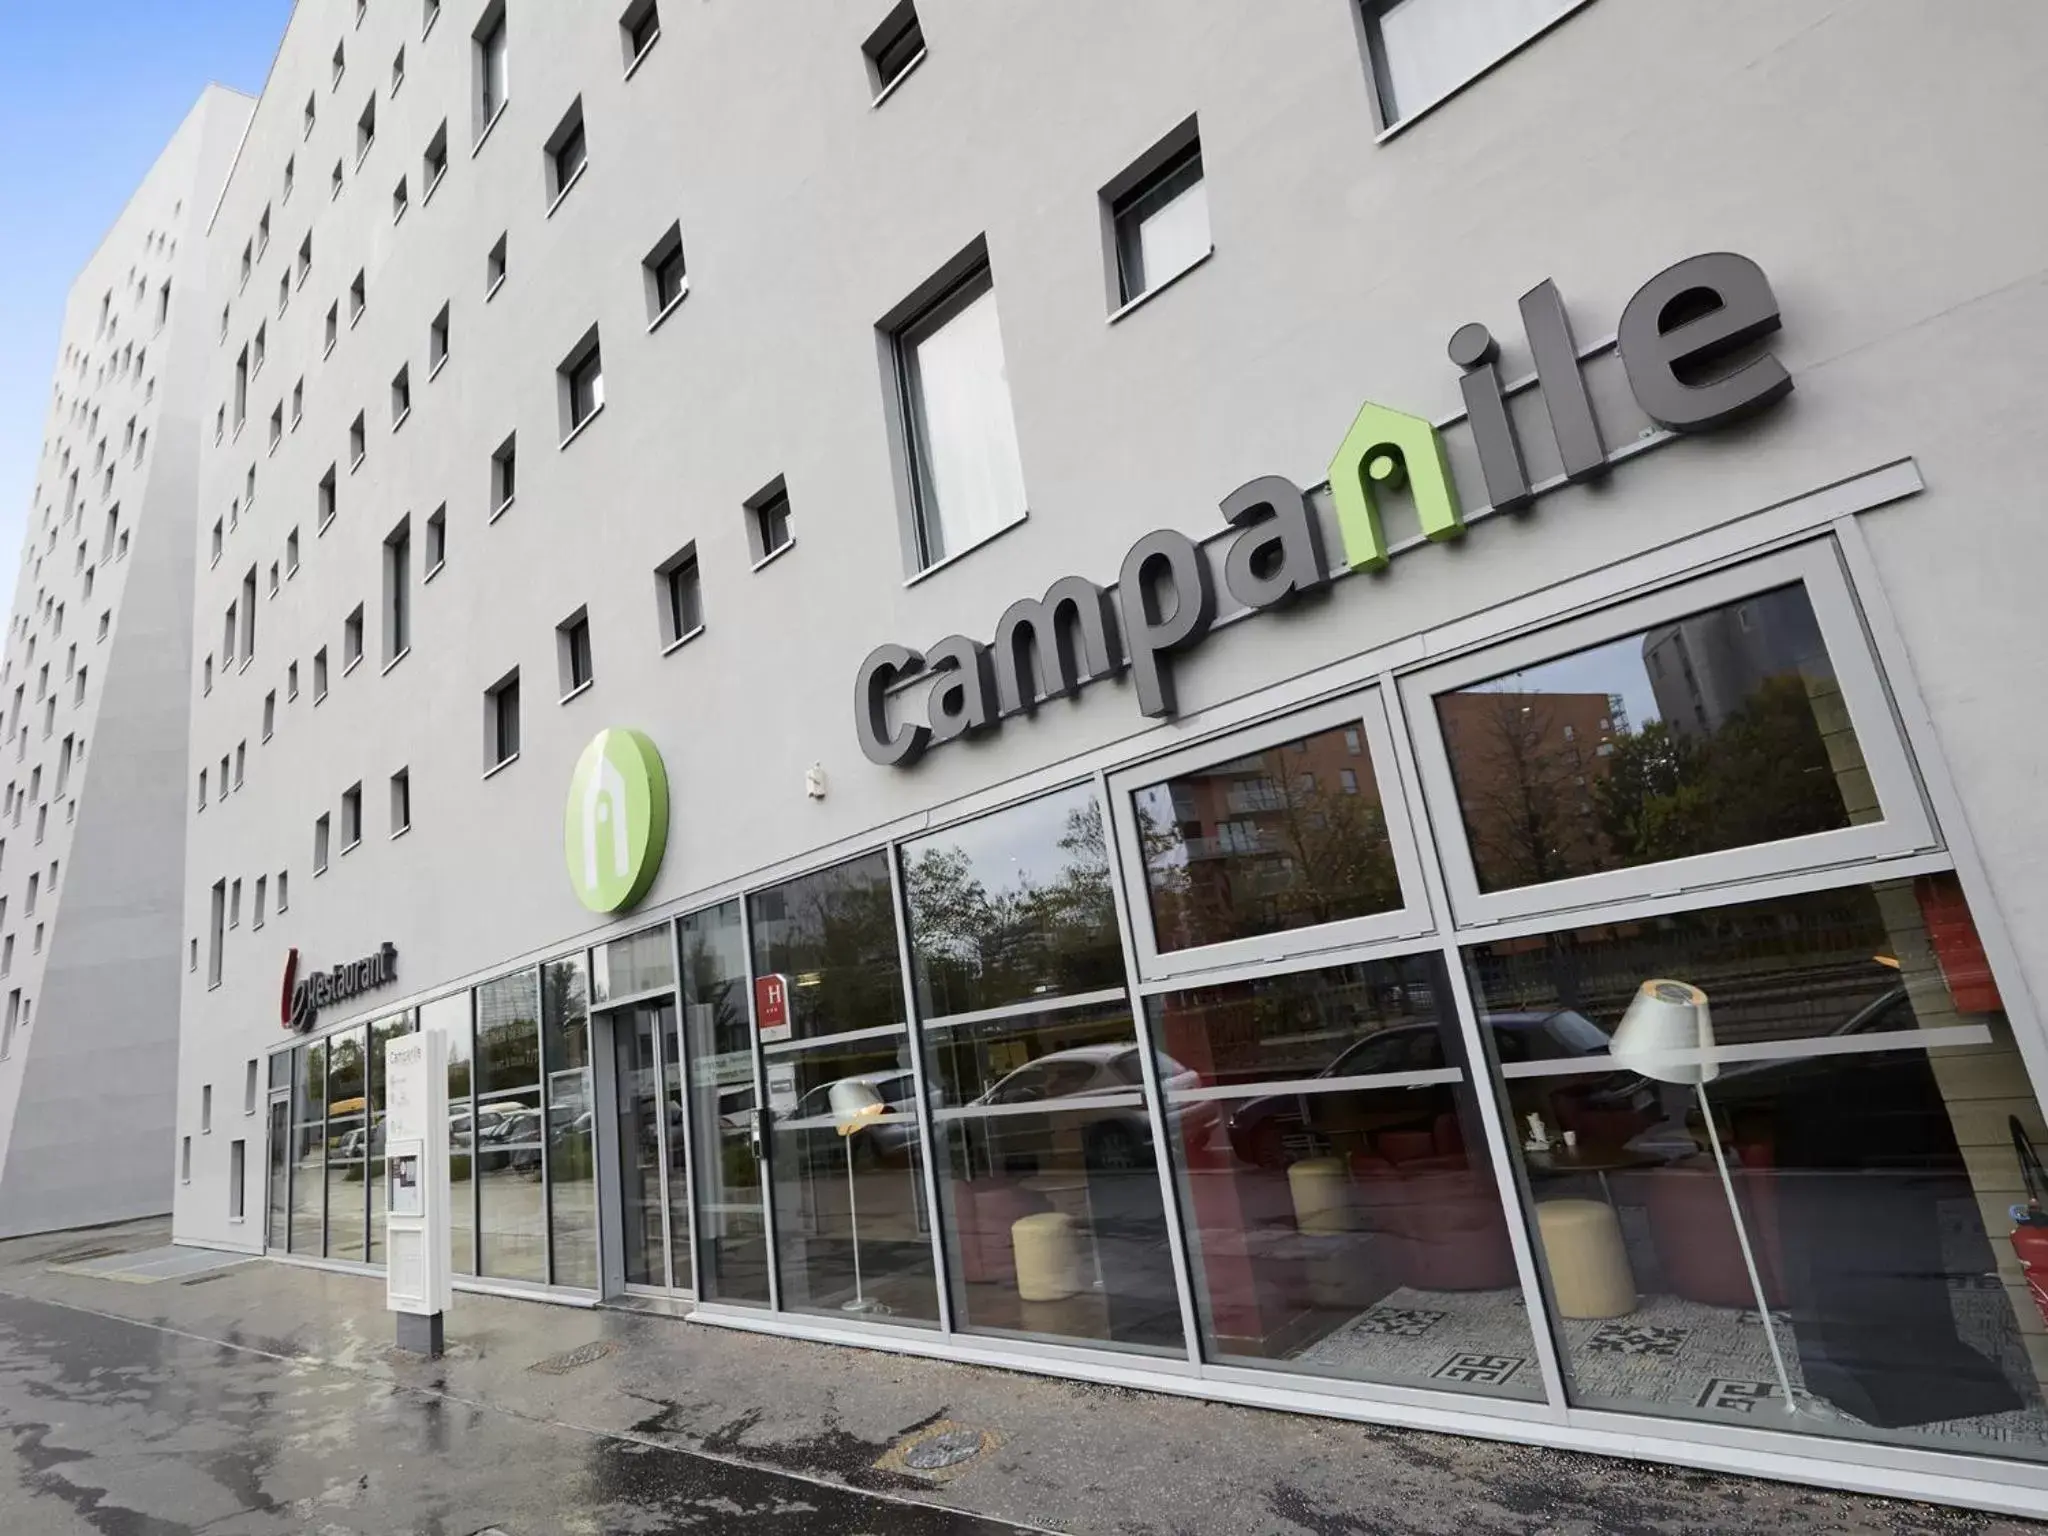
[829,1077,890,1315]
[1608,978,1798,1416]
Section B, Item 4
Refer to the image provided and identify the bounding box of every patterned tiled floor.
[1294,1279,2048,1454]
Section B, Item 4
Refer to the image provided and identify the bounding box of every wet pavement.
[0,1289,1035,1534]
[0,1219,2041,1534]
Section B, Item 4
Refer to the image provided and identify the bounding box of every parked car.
[1223,1010,1648,1169]
[963,1043,1211,1175]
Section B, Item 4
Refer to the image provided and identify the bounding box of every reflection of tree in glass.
[1450,689,1600,892]
[1595,674,1848,865]
[760,856,901,1037]
[684,927,747,1055]
[1143,740,1402,950]
[906,799,1123,1015]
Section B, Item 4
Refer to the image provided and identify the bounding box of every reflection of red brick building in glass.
[1139,722,1403,953]
[1435,690,1619,892]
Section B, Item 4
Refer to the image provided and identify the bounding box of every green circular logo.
[564,728,669,913]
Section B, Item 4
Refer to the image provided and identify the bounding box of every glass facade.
[252,545,2048,1478]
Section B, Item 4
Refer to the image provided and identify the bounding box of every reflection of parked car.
[792,1068,922,1168]
[1224,1011,1648,1168]
[967,1044,1208,1174]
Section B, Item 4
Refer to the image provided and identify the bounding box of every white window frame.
[1107,687,1434,984]
[1399,539,1938,930]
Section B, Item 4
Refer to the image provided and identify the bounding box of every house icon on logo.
[564,728,670,913]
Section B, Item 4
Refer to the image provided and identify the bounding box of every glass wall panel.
[1438,583,1866,895]
[764,1032,936,1323]
[684,901,766,1304]
[325,1027,368,1261]
[613,999,670,1287]
[751,853,936,1323]
[543,956,597,1288]
[748,852,902,1043]
[420,992,475,1275]
[475,969,545,1282]
[367,1011,416,1266]
[905,786,1183,1351]
[1468,875,2048,1457]
[265,1097,289,1250]
[1147,955,1537,1396]
[902,783,1123,1018]
[288,1040,325,1255]
[1131,722,1404,954]
[592,923,675,1005]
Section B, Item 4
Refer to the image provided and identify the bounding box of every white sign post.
[384,1029,452,1355]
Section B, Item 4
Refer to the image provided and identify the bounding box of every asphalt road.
[0,1288,1036,1535]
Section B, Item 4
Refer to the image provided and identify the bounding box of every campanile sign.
[854,251,1794,767]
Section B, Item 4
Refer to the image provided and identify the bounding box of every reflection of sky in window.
[1459,631,1663,735]
[903,783,1104,919]
[1131,785,1187,870]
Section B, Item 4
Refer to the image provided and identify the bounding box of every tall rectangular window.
[559,329,603,438]
[475,3,509,131]
[889,254,1027,571]
[556,608,593,695]
[622,0,660,68]
[202,1084,213,1133]
[745,477,793,565]
[426,504,447,573]
[656,544,703,648]
[229,1139,247,1219]
[490,434,516,515]
[314,647,329,701]
[384,517,412,661]
[862,1,925,99]
[486,671,521,767]
[341,783,363,848]
[253,874,267,927]
[544,100,588,205]
[1107,122,1209,306]
[314,813,331,872]
[390,767,411,834]
[1359,0,1583,127]
[424,120,449,197]
[344,605,365,670]
[208,879,225,986]
[642,222,686,321]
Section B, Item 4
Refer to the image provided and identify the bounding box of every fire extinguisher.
[2007,1116,2048,1329]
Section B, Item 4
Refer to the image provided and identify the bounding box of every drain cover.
[875,1420,999,1482]
[902,1429,984,1471]
[528,1340,617,1375]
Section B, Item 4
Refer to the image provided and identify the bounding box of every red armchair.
[949,1178,1053,1286]
[1349,1115,1520,1292]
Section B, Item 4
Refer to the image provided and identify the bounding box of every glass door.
[611,1000,672,1287]
[682,900,771,1305]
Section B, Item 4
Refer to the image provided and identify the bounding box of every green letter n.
[1327,400,1463,571]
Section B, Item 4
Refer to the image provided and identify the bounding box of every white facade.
[0,86,253,1237]
[168,0,2048,1515]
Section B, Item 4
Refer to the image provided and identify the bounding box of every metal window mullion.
[1096,766,1206,1368]
[1379,672,1570,1417]
[537,970,560,1287]
[666,917,701,1298]
[739,893,780,1313]
[888,842,955,1334]
[464,987,480,1275]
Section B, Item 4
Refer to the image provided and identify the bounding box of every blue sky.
[0,0,293,604]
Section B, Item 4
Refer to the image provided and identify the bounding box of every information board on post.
[383,1028,451,1352]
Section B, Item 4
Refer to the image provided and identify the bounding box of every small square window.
[621,0,660,71]
[423,121,449,198]
[269,562,280,595]
[331,159,345,200]
[429,303,450,374]
[392,175,409,222]
[324,302,339,354]
[313,646,329,701]
[332,40,346,87]
[263,691,276,739]
[486,233,508,297]
[557,607,593,696]
[392,44,406,93]
[278,871,290,910]
[269,404,284,451]
[284,155,297,201]
[545,100,588,208]
[349,269,366,324]
[391,365,411,426]
[344,604,365,669]
[485,668,520,769]
[288,525,302,571]
[288,660,300,699]
[424,0,441,37]
[291,377,305,426]
[1107,121,1209,308]
[643,221,687,323]
[349,412,367,468]
[341,782,363,849]
[656,543,703,649]
[862,1,925,99]
[426,503,447,573]
[297,233,313,288]
[490,434,516,516]
[559,328,604,439]
[390,767,411,834]
[278,272,290,315]
[357,95,377,162]
[746,476,794,565]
